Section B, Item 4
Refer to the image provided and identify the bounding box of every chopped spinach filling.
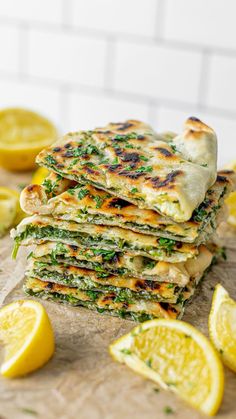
[30,267,180,303]
[77,188,89,200]
[31,252,174,282]
[42,174,63,197]
[158,238,176,255]
[24,286,176,322]
[15,225,189,260]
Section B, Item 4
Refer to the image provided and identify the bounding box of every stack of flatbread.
[11,118,235,322]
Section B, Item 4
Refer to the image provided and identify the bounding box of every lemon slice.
[209,284,236,373]
[0,108,57,171]
[110,319,224,416]
[32,167,49,185]
[0,300,55,378]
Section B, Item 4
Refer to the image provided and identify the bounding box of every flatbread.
[27,244,212,304]
[36,118,217,222]
[11,215,199,263]
[20,171,233,243]
[30,242,213,286]
[27,261,185,304]
[23,277,185,321]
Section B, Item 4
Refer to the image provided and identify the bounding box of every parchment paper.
[1,168,236,419]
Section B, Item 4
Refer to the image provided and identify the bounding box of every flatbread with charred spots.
[36,118,217,222]
[11,215,199,263]
[20,170,234,244]
[29,241,213,286]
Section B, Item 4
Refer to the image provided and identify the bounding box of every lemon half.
[209,284,236,373]
[0,300,55,378]
[110,319,224,416]
[0,108,57,171]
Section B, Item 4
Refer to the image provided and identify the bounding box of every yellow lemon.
[0,300,55,378]
[224,160,236,171]
[32,167,49,184]
[0,186,25,236]
[225,192,236,227]
[209,284,236,373]
[0,108,57,171]
[110,319,224,416]
[223,160,236,226]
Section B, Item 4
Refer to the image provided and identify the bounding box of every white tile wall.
[0,78,61,127]
[0,24,19,74]
[0,0,236,166]
[71,0,158,38]
[163,0,236,50]
[67,91,149,132]
[207,55,236,113]
[114,41,202,103]
[28,29,107,87]
[0,0,63,24]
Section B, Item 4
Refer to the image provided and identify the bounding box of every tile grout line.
[61,0,73,29]
[2,15,236,58]
[103,36,117,91]
[17,22,30,80]
[197,49,211,110]
[147,101,159,126]
[58,85,70,134]
[154,0,166,40]
[1,70,236,121]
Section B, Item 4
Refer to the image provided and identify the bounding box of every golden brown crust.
[20,171,232,243]
[36,118,217,222]
[24,276,181,319]
[31,241,212,286]
[27,261,180,300]
[13,214,198,263]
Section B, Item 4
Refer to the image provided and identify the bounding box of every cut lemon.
[223,160,236,226]
[0,108,57,171]
[110,319,224,416]
[0,300,55,378]
[224,159,236,171]
[209,284,236,373]
[0,186,25,236]
[225,192,236,227]
[31,167,49,185]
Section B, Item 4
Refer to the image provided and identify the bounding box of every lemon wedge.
[223,160,236,226]
[0,108,57,171]
[209,284,236,373]
[32,167,49,185]
[0,300,55,378]
[225,192,236,227]
[110,319,224,416]
[0,186,25,236]
[224,159,236,171]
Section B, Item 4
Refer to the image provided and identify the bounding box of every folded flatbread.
[36,118,217,222]
[20,171,233,244]
[26,243,212,304]
[23,277,184,322]
[26,261,183,304]
[30,242,212,286]
[11,215,199,262]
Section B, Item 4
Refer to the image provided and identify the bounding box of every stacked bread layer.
[11,119,234,322]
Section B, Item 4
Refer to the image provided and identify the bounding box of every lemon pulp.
[110,319,224,416]
[0,108,57,171]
